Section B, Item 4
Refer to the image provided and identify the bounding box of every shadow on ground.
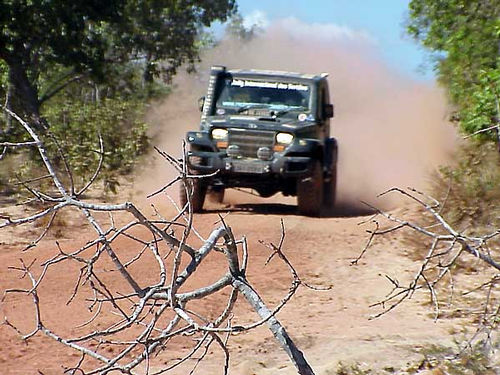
[204,200,377,218]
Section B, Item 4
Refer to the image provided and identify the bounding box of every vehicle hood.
[206,115,316,133]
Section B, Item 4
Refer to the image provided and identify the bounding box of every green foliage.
[42,97,149,193]
[461,67,500,138]
[0,0,236,84]
[0,59,160,194]
[407,1,500,139]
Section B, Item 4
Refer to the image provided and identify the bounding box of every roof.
[215,67,328,82]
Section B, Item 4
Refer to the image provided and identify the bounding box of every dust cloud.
[139,21,457,211]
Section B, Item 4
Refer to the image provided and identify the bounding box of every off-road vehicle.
[181,65,337,216]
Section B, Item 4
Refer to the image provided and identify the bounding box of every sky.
[233,0,434,81]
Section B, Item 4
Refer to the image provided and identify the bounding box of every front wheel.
[323,162,337,209]
[179,175,207,213]
[297,161,324,217]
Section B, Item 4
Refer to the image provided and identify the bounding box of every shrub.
[434,141,500,235]
[42,97,150,193]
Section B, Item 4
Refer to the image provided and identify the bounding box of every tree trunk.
[5,57,46,130]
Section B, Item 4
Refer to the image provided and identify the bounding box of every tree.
[225,12,263,41]
[407,1,500,140]
[0,1,236,194]
[0,0,236,129]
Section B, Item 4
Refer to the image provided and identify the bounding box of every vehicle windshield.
[215,77,311,116]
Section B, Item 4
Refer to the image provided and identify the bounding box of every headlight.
[211,128,228,140]
[276,132,294,145]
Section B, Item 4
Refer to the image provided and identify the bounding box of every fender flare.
[324,137,338,169]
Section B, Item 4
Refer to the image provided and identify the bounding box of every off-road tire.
[297,161,324,217]
[323,162,337,209]
[179,175,207,213]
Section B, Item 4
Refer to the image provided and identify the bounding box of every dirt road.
[0,187,462,375]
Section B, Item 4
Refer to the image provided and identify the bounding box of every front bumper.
[187,151,315,178]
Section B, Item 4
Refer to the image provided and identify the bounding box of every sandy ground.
[0,187,474,375]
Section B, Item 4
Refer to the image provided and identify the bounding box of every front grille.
[228,129,275,158]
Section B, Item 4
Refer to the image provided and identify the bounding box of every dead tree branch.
[1,109,316,374]
[356,187,499,346]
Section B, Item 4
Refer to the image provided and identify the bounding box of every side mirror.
[323,104,334,119]
[198,96,205,112]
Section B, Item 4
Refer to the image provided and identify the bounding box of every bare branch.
[358,187,500,342]
[1,110,317,374]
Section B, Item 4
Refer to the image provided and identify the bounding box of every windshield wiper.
[237,104,270,113]
[273,109,292,117]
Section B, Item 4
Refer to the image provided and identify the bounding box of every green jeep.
[181,65,337,216]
